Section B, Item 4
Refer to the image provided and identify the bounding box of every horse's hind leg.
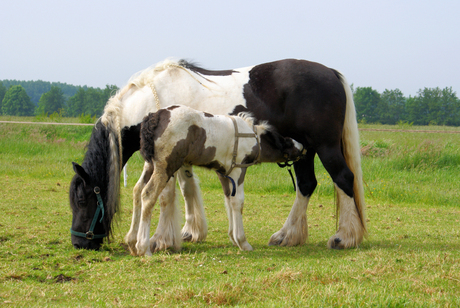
[268,150,316,246]
[177,166,208,242]
[125,162,153,256]
[317,146,365,249]
[149,172,182,252]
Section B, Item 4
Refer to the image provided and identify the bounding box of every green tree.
[2,85,35,116]
[439,87,460,126]
[381,89,406,124]
[354,87,381,123]
[36,86,66,115]
[66,87,86,117]
[0,82,6,115]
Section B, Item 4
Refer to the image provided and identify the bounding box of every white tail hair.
[337,71,367,235]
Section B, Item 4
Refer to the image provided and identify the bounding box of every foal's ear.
[72,162,90,186]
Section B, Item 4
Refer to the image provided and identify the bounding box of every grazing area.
[0,118,459,307]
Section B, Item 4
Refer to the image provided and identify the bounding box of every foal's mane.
[237,112,271,135]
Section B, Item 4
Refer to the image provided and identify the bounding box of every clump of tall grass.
[361,138,459,171]
[391,140,460,171]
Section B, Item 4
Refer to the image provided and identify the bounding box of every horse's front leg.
[269,152,315,246]
[125,162,153,256]
[149,173,182,252]
[136,169,169,256]
[222,169,253,251]
[177,166,208,242]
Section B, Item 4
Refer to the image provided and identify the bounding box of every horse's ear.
[72,162,90,186]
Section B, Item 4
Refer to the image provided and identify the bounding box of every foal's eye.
[77,199,86,207]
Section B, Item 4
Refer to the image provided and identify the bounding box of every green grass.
[1,119,459,307]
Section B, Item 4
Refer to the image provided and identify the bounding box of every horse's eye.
[77,199,86,207]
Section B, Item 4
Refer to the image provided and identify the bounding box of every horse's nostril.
[73,243,81,249]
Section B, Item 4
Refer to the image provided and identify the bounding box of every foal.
[126,105,303,256]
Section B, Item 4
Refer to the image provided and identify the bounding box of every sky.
[1,0,459,97]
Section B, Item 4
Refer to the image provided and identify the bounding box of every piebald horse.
[128,105,304,256]
[69,58,366,251]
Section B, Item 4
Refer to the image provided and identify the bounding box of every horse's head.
[69,162,107,250]
[258,128,304,163]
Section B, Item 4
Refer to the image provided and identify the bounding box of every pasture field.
[0,117,459,307]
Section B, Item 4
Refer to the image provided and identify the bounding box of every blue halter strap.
[70,187,107,240]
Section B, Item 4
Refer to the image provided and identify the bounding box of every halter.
[217,116,261,196]
[70,187,107,240]
[225,116,261,176]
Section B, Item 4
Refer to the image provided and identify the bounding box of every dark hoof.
[268,232,286,246]
[268,239,282,246]
[331,238,343,250]
[182,232,193,242]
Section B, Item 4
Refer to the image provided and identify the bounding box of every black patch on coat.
[167,105,180,111]
[121,123,141,166]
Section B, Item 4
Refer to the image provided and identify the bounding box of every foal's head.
[238,112,304,163]
[255,123,304,163]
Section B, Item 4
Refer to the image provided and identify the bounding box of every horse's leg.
[149,172,182,252]
[125,162,153,256]
[136,168,169,256]
[216,173,236,246]
[177,166,208,242]
[268,150,316,246]
[221,169,253,251]
[317,146,365,249]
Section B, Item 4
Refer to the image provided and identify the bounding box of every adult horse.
[69,58,366,251]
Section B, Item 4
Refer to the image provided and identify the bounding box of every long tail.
[337,72,367,235]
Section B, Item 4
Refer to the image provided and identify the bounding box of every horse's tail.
[336,71,367,236]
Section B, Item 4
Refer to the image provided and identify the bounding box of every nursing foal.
[127,105,303,256]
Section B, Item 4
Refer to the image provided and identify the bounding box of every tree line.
[354,86,460,126]
[1,79,459,126]
[0,80,118,117]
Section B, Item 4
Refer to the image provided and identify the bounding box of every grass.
[0,117,459,307]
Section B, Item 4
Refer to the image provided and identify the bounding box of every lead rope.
[277,161,296,192]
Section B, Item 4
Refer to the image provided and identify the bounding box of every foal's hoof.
[181,232,193,242]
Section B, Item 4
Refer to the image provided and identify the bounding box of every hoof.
[328,237,344,250]
[182,232,193,242]
[268,231,286,246]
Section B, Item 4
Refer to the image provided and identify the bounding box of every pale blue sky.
[1,0,459,96]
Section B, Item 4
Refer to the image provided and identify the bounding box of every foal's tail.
[336,72,367,235]
[140,111,162,162]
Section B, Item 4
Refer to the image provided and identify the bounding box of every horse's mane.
[101,59,184,128]
[80,121,120,238]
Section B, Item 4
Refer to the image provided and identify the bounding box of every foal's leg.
[136,168,169,256]
[220,169,253,251]
[317,146,365,249]
[149,173,182,252]
[217,173,235,246]
[177,166,208,242]
[125,162,153,256]
[269,150,316,246]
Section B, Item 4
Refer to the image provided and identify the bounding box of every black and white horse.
[69,58,366,251]
[127,105,303,256]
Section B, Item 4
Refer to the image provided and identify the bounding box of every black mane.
[79,121,119,237]
[178,59,237,76]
